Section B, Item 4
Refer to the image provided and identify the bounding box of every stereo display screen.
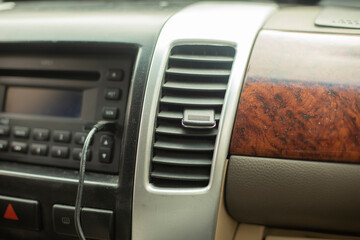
[4,87,83,118]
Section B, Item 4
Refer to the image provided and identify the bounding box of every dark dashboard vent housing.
[150,44,235,188]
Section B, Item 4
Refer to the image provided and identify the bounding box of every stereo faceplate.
[0,43,136,174]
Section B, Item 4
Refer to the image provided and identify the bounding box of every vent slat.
[169,54,234,63]
[156,125,218,137]
[153,155,212,166]
[171,45,235,58]
[154,138,215,152]
[151,167,210,181]
[150,44,235,188]
[166,67,231,77]
[161,96,223,106]
[163,81,227,92]
[158,111,221,121]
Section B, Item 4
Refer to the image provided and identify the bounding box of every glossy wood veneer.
[230,30,360,163]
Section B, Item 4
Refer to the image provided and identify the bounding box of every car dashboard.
[0,1,359,240]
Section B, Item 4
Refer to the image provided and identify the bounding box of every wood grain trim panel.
[230,30,360,163]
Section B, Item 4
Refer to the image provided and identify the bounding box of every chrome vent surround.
[150,44,236,188]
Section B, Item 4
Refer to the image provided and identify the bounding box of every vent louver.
[150,44,235,188]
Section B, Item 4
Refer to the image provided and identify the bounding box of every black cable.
[74,121,117,240]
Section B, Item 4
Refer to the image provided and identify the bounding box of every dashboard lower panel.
[226,155,360,234]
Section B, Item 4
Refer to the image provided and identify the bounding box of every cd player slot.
[0,69,100,81]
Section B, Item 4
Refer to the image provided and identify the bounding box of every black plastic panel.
[0,161,117,240]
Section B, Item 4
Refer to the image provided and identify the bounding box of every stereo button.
[100,135,113,147]
[13,127,30,139]
[54,131,71,143]
[102,107,118,120]
[74,132,87,145]
[11,142,28,154]
[0,140,8,151]
[33,128,50,141]
[99,148,112,163]
[30,144,48,156]
[0,126,10,137]
[107,69,123,81]
[53,204,113,240]
[73,148,91,161]
[105,88,121,100]
[51,146,70,159]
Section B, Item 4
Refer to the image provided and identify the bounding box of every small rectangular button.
[53,130,71,143]
[33,128,50,141]
[0,140,8,151]
[30,144,48,156]
[11,142,28,154]
[107,69,123,81]
[99,148,112,163]
[105,88,121,100]
[0,195,40,231]
[53,204,113,240]
[0,125,10,137]
[102,107,118,120]
[74,132,87,145]
[100,135,113,147]
[51,146,70,159]
[73,148,91,161]
[53,205,76,237]
[13,127,30,139]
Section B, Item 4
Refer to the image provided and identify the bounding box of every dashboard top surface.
[0,2,359,240]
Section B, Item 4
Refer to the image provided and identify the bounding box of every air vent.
[150,44,236,188]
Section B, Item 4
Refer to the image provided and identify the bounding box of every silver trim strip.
[0,169,118,187]
[133,2,277,240]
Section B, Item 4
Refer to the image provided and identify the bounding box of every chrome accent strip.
[0,168,118,187]
[133,2,277,240]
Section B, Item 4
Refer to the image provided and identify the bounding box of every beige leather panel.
[267,237,336,240]
[234,224,265,240]
[226,156,360,233]
[266,228,360,240]
[215,160,238,240]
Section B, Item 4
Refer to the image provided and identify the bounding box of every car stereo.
[0,43,135,174]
